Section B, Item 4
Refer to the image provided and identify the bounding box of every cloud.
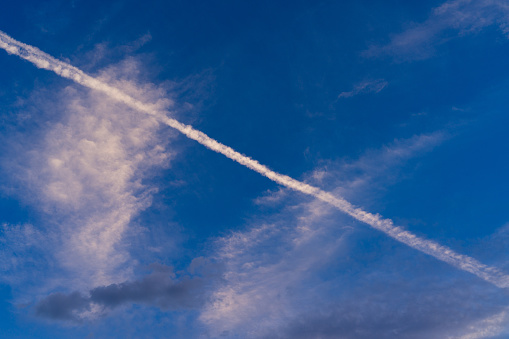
[36,292,89,321]
[273,282,507,339]
[1,30,507,289]
[27,125,509,337]
[337,79,388,99]
[200,194,352,337]
[364,0,509,60]
[197,134,444,336]
[308,132,447,201]
[200,183,509,338]
[0,44,177,292]
[200,134,509,338]
[36,70,173,288]
[454,309,509,339]
[35,259,222,322]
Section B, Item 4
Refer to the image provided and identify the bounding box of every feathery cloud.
[337,79,388,99]
[364,0,509,60]
[0,54,176,291]
[200,182,509,338]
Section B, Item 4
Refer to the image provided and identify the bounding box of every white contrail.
[1,30,508,288]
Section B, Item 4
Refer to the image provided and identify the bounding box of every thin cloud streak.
[1,31,508,288]
[337,79,388,99]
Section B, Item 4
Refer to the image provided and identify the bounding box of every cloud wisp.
[453,308,509,339]
[1,30,508,288]
[337,79,388,99]
[308,132,446,202]
[364,0,509,60]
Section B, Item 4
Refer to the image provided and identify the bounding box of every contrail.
[1,30,508,288]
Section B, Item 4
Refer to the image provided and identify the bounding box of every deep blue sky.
[1,0,509,338]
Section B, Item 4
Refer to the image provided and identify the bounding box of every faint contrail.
[1,30,507,288]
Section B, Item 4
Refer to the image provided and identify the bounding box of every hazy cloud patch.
[365,0,509,60]
[337,79,388,99]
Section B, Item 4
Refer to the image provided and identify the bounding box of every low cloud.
[35,259,223,322]
[36,292,90,321]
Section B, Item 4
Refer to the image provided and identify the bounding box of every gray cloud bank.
[35,259,222,322]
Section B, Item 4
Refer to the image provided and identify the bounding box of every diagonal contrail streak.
[1,30,508,288]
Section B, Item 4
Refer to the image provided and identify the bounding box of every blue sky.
[1,0,509,338]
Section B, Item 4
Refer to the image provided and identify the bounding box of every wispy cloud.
[200,178,509,338]
[364,0,509,60]
[194,134,435,336]
[1,30,508,290]
[200,194,351,337]
[453,308,509,339]
[309,132,447,202]
[337,79,388,99]
[197,134,500,337]
[0,52,176,291]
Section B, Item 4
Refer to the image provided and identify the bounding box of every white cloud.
[337,79,388,99]
[2,57,176,291]
[307,131,447,201]
[200,196,350,337]
[365,0,509,60]
[453,309,509,339]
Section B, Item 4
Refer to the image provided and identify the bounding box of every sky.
[1,0,509,338]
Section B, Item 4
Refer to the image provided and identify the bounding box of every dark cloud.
[89,269,206,309]
[35,291,89,321]
[35,258,222,322]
